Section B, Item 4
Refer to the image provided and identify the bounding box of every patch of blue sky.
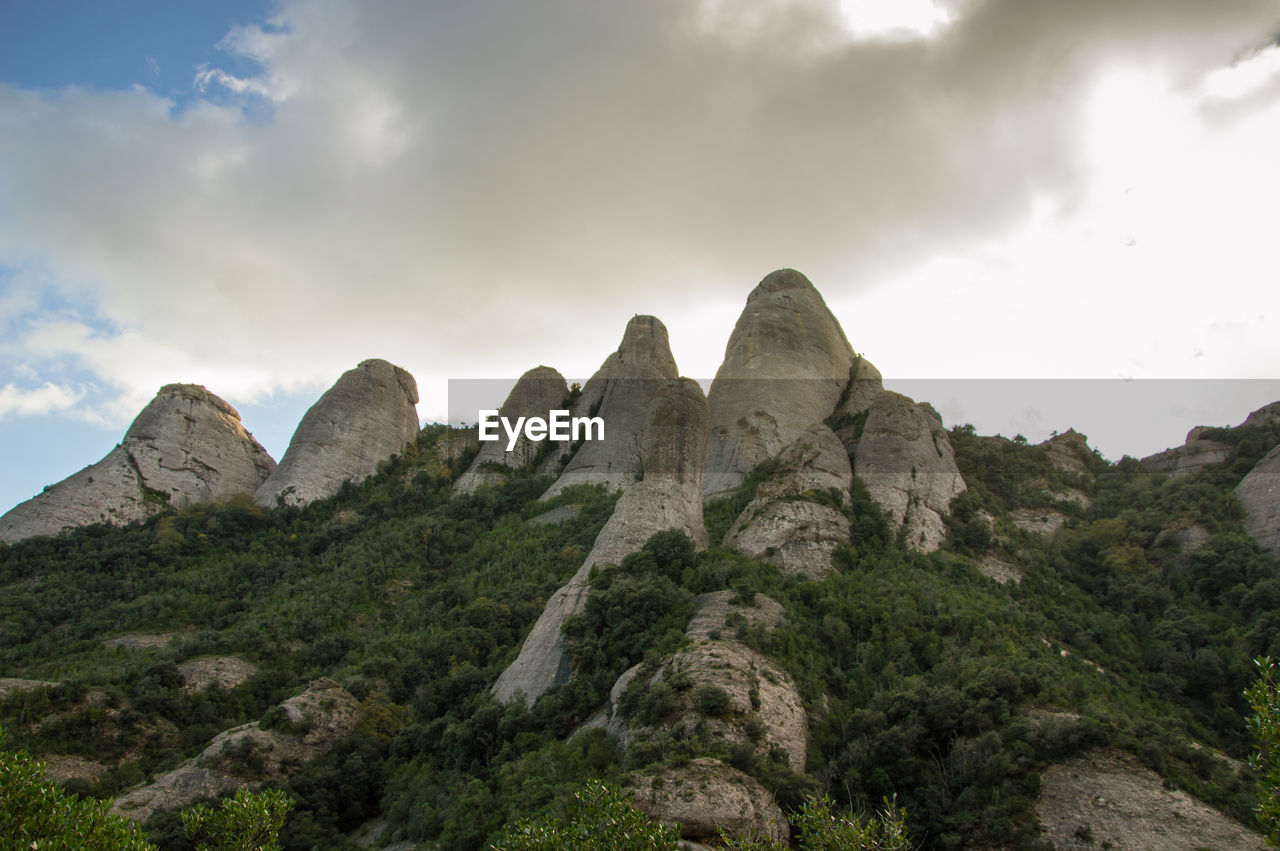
[0,0,278,114]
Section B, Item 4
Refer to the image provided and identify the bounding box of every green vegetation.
[1,416,1277,849]
[0,727,290,850]
[1247,657,1280,843]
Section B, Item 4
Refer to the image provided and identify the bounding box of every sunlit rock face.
[255,359,419,508]
[704,269,862,499]
[492,375,709,707]
[854,391,965,553]
[454,365,569,494]
[541,315,680,499]
[0,384,275,543]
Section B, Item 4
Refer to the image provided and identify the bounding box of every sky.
[2,0,1279,515]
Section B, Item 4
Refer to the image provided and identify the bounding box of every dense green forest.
[2,417,1278,849]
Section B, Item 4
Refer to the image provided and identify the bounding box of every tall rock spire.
[703,269,871,498]
[255,359,419,507]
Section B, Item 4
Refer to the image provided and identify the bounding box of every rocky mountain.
[703,269,868,498]
[0,384,274,543]
[256,358,420,507]
[3,269,1278,850]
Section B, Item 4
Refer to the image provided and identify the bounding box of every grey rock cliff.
[542,315,680,499]
[704,269,860,498]
[256,359,419,507]
[854,391,966,553]
[493,377,709,706]
[1237,444,1280,556]
[454,366,569,494]
[0,384,275,543]
[1142,428,1231,478]
[724,424,853,577]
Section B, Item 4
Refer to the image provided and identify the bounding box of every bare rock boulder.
[1237,444,1280,556]
[630,757,789,846]
[854,391,966,553]
[454,366,569,493]
[542,315,680,499]
[1,384,275,543]
[704,269,859,498]
[256,359,419,507]
[493,377,709,706]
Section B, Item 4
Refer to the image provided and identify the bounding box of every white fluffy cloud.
[1,0,1278,433]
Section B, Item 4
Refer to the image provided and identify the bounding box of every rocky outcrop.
[454,366,569,493]
[1036,749,1264,849]
[704,269,860,498]
[0,384,275,543]
[1243,402,1280,429]
[1142,427,1232,479]
[1042,429,1094,476]
[854,391,965,553]
[256,359,419,507]
[112,679,359,823]
[541,316,680,499]
[724,424,852,577]
[609,591,807,774]
[630,757,789,846]
[1237,444,1280,556]
[493,377,709,705]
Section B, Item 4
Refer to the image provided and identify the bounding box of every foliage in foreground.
[1247,657,1280,845]
[0,727,292,851]
[488,778,680,850]
[488,779,912,851]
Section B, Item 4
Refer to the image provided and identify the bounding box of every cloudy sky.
[2,0,1279,513]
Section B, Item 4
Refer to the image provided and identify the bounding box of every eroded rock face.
[493,377,709,706]
[854,391,965,553]
[1237,444,1280,556]
[704,269,859,498]
[454,366,569,494]
[1,384,275,543]
[1142,430,1232,479]
[1036,748,1264,850]
[725,424,853,577]
[256,359,419,507]
[113,679,359,823]
[630,757,789,846]
[542,316,680,499]
[612,591,807,774]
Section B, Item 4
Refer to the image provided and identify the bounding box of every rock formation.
[724,424,853,577]
[1035,749,1264,849]
[1237,444,1280,556]
[541,315,680,499]
[454,366,569,493]
[0,384,275,543]
[630,757,789,846]
[1142,427,1232,478]
[854,391,966,552]
[605,591,807,774]
[493,376,709,705]
[704,269,863,498]
[112,679,359,823]
[256,359,419,507]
